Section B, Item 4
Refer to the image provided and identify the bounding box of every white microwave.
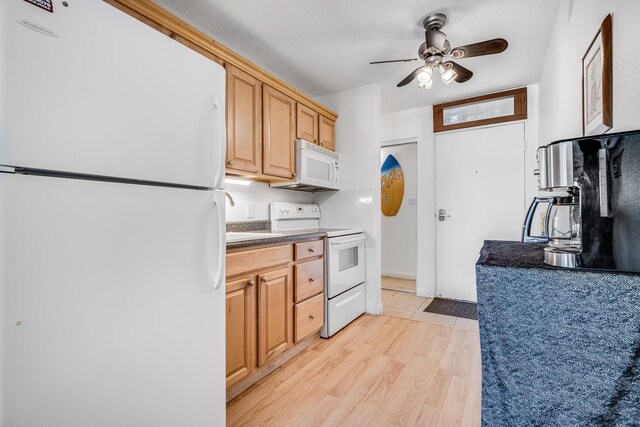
[271,140,340,191]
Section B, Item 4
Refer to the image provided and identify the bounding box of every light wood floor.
[227,314,482,426]
[381,276,416,293]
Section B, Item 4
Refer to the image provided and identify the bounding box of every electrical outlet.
[246,203,254,218]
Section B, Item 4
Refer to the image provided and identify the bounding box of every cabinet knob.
[227,160,234,166]
[247,279,255,287]
[308,248,314,253]
[260,276,267,283]
[309,277,314,282]
[309,314,315,320]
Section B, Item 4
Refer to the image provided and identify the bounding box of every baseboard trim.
[381,270,416,280]
[416,288,433,298]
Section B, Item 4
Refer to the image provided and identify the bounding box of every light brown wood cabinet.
[294,294,324,343]
[319,115,336,151]
[263,85,296,179]
[296,103,319,143]
[258,267,293,366]
[226,65,262,174]
[294,258,323,304]
[225,275,256,388]
[225,239,324,399]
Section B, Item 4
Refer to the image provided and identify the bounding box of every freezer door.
[1,1,226,189]
[0,175,226,427]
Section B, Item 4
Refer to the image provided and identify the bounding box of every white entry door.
[435,123,526,302]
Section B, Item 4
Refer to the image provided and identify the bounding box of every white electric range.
[271,202,366,338]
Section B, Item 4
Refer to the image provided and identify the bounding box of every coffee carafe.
[545,193,582,267]
[522,193,582,266]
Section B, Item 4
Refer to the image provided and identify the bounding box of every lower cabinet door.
[258,267,293,366]
[226,275,257,387]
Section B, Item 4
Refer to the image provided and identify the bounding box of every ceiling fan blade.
[397,66,426,87]
[450,38,508,59]
[370,58,419,64]
[448,61,473,83]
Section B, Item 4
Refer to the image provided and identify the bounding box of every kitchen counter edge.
[226,231,327,250]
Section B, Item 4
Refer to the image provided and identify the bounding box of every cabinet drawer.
[294,258,324,303]
[294,240,323,261]
[226,244,292,278]
[294,294,324,343]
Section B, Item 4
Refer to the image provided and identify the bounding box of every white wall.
[539,0,640,145]
[224,181,312,222]
[313,84,382,314]
[380,143,417,279]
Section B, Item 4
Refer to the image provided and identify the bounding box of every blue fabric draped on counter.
[476,240,640,426]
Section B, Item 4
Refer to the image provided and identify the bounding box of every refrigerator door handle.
[213,97,226,190]
[211,191,226,289]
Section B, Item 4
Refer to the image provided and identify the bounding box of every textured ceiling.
[153,0,560,113]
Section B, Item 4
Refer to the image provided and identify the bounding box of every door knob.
[438,209,451,221]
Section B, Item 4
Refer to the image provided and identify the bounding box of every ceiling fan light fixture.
[439,63,458,85]
[417,67,433,83]
[418,79,432,90]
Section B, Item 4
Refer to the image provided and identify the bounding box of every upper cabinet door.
[263,86,296,179]
[296,103,319,144]
[226,65,262,174]
[319,116,336,151]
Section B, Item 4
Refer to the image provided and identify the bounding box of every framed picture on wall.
[582,14,612,136]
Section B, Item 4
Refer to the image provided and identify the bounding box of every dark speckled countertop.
[477,240,640,276]
[226,229,329,250]
[476,240,549,269]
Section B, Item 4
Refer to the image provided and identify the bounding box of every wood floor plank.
[226,314,481,426]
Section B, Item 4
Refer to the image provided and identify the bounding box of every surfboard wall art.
[381,154,404,217]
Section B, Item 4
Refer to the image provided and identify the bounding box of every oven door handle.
[328,235,366,247]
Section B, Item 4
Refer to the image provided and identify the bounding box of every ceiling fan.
[370,13,508,89]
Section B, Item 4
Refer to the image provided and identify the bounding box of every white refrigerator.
[1,1,227,426]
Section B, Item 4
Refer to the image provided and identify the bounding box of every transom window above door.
[433,87,527,132]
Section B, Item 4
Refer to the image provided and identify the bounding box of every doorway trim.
[380,137,424,295]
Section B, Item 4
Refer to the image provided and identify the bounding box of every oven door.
[298,148,339,189]
[327,233,366,298]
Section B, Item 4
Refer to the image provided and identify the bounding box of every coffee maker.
[522,130,640,273]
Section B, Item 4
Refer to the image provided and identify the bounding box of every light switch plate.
[246,203,255,218]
